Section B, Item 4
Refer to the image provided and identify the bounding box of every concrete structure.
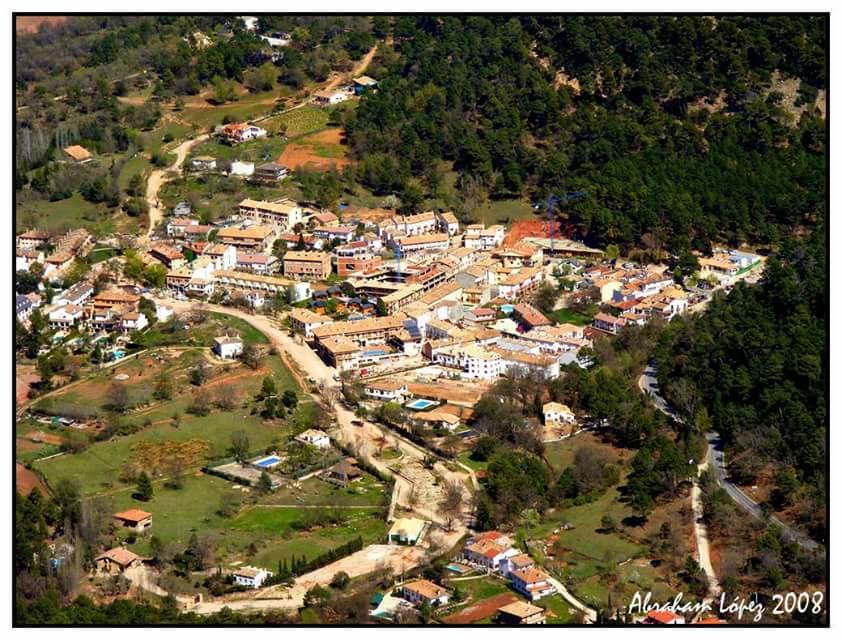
[387,518,428,545]
[213,335,243,359]
[239,199,303,230]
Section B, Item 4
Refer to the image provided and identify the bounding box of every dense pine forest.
[349,15,826,250]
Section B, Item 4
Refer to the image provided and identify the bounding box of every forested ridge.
[349,15,826,250]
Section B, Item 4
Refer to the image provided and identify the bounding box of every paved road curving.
[639,364,820,552]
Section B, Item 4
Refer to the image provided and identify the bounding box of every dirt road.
[144,134,209,242]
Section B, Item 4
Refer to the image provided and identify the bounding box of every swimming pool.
[255,455,282,468]
[405,399,438,411]
[501,304,515,315]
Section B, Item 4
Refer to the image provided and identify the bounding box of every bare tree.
[439,480,464,531]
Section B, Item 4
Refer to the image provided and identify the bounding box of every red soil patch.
[442,592,517,624]
[503,219,560,247]
[16,463,47,496]
[23,431,66,446]
[16,438,43,454]
[343,206,396,224]
[16,16,67,34]
[278,128,352,171]
[16,366,40,407]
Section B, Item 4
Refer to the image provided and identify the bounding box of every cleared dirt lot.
[278,128,351,171]
[16,366,39,408]
[442,592,517,624]
[192,544,427,614]
[16,463,47,496]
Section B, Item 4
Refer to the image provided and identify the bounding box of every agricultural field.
[262,105,329,137]
[140,122,194,156]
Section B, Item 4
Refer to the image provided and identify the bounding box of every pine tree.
[135,471,153,501]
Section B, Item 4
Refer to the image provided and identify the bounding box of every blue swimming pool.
[501,304,515,315]
[255,455,281,468]
[405,399,438,410]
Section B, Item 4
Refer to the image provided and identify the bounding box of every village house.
[233,566,272,589]
[463,537,520,572]
[543,402,575,425]
[17,229,51,251]
[593,312,628,335]
[337,253,382,277]
[113,509,152,532]
[387,517,428,545]
[190,155,217,171]
[16,248,43,272]
[497,601,546,625]
[510,567,557,601]
[400,579,451,607]
[412,410,461,431]
[213,335,243,359]
[295,428,331,450]
[323,458,363,486]
[148,243,186,270]
[283,250,332,280]
[436,210,460,236]
[464,224,505,249]
[312,314,407,348]
[391,233,451,255]
[54,281,94,307]
[166,217,200,237]
[288,307,333,339]
[93,289,140,313]
[230,160,255,177]
[236,252,277,274]
[497,267,544,301]
[643,611,686,625]
[252,162,289,183]
[512,303,551,330]
[311,210,339,227]
[201,243,238,270]
[364,379,409,403]
[120,311,149,333]
[62,144,92,163]
[16,295,33,324]
[217,122,267,145]
[313,89,349,105]
[318,336,360,370]
[217,226,277,253]
[499,553,535,578]
[95,547,143,574]
[352,75,378,95]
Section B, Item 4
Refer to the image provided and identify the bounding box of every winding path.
[143,134,209,243]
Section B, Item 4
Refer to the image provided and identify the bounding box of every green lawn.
[540,594,577,624]
[457,451,489,472]
[446,576,509,601]
[548,307,596,327]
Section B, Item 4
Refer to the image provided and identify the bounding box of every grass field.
[141,122,194,155]
[179,90,283,130]
[262,105,329,137]
[471,198,535,226]
[264,475,388,507]
[157,175,299,223]
[540,594,577,624]
[16,192,113,235]
[117,154,152,191]
[456,451,489,472]
[187,136,288,164]
[447,576,510,601]
[136,313,270,349]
